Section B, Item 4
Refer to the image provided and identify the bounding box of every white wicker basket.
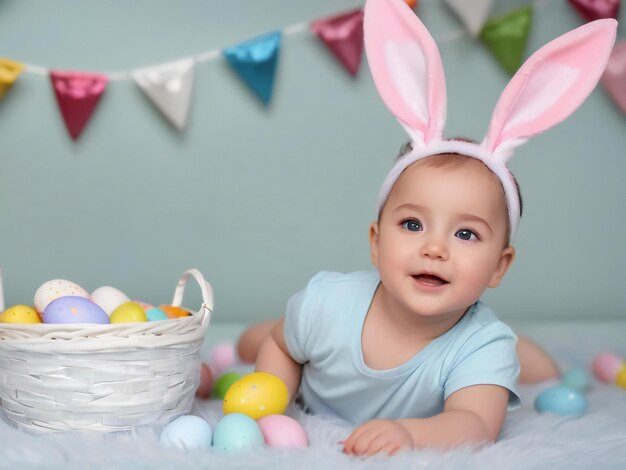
[0,268,214,433]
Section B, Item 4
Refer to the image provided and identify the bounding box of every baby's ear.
[488,246,516,288]
[369,222,380,267]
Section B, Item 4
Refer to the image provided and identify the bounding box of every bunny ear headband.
[365,0,617,241]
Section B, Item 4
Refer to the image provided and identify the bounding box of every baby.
[237,0,616,456]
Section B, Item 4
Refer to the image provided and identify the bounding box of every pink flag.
[601,41,626,114]
[568,0,620,21]
[311,9,364,77]
[50,71,108,141]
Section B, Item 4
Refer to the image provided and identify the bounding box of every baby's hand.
[342,419,413,456]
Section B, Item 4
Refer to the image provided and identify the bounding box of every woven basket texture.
[0,269,213,433]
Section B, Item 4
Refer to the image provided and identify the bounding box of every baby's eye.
[401,219,422,232]
[455,229,479,241]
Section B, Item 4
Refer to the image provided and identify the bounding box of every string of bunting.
[0,0,623,142]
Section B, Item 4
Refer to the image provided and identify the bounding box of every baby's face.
[370,158,515,320]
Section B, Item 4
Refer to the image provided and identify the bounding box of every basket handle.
[171,269,214,321]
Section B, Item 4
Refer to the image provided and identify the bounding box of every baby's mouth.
[412,274,449,286]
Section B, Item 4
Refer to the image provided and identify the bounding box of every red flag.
[311,9,364,77]
[567,0,620,21]
[50,71,108,141]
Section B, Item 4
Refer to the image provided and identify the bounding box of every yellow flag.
[0,58,24,99]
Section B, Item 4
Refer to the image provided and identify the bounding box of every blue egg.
[561,368,591,392]
[146,307,169,321]
[534,385,588,417]
[212,413,265,452]
[43,296,109,324]
[159,415,212,451]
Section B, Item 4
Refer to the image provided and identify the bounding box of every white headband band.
[364,0,617,242]
[376,139,520,239]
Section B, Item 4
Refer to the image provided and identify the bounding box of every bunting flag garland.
[132,58,195,131]
[50,71,108,141]
[223,31,282,105]
[3,0,625,142]
[0,58,23,100]
[601,42,626,115]
[310,9,364,77]
[567,0,620,22]
[480,6,533,75]
[444,0,494,37]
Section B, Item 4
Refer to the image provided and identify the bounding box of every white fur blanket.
[1,380,625,469]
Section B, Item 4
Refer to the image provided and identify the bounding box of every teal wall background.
[1,0,625,324]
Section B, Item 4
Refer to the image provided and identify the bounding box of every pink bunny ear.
[364,0,446,147]
[483,19,618,160]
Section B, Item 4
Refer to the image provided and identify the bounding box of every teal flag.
[223,31,282,105]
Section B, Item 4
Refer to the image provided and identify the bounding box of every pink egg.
[592,352,624,383]
[209,342,237,376]
[257,415,308,449]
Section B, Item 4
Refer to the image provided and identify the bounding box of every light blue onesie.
[284,271,521,425]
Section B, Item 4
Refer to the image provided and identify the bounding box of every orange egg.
[158,304,191,318]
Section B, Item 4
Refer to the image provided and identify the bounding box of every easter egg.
[592,352,623,383]
[212,413,264,453]
[109,301,148,323]
[534,385,587,417]
[91,286,130,316]
[615,365,626,390]
[43,296,109,324]
[34,279,89,313]
[158,305,191,319]
[257,415,308,449]
[209,342,237,376]
[0,305,42,324]
[195,363,213,400]
[561,367,591,392]
[223,372,289,420]
[135,301,155,311]
[159,415,212,451]
[146,307,169,321]
[213,372,243,400]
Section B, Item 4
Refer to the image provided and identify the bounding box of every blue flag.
[223,31,282,105]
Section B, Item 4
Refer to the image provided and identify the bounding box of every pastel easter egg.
[592,352,623,383]
[195,363,213,400]
[134,301,155,311]
[209,342,237,376]
[534,385,587,417]
[212,413,264,453]
[615,365,626,390]
[43,296,109,324]
[257,415,308,449]
[159,415,212,451]
[34,279,89,313]
[213,372,243,400]
[223,372,289,420]
[561,367,591,392]
[146,307,169,321]
[109,301,148,323]
[0,305,42,324]
[91,286,130,316]
[158,304,190,319]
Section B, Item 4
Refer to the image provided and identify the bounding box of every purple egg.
[43,296,110,324]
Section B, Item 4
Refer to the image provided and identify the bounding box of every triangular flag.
[132,58,194,131]
[223,31,281,105]
[311,9,364,77]
[50,71,107,141]
[601,41,626,115]
[568,0,620,22]
[444,0,494,37]
[480,6,533,75]
[0,58,24,100]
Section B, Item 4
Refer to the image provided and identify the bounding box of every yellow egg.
[0,305,42,324]
[615,365,626,390]
[109,301,148,323]
[223,372,289,420]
